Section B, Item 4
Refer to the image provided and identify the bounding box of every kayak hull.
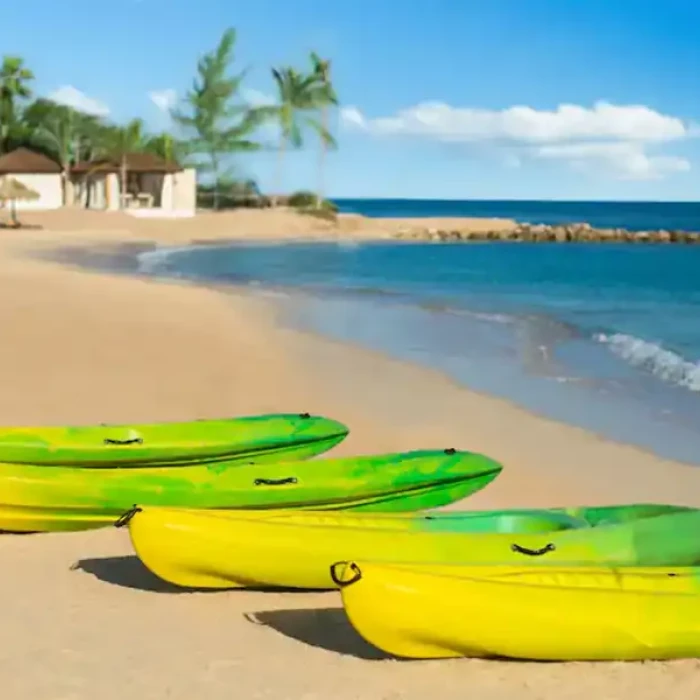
[185,502,695,533]
[0,449,502,532]
[0,413,349,467]
[335,561,700,660]
[124,507,700,590]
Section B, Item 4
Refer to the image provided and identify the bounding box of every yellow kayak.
[123,505,700,590]
[332,561,700,660]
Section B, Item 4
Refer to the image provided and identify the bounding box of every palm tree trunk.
[65,163,73,206]
[60,161,73,207]
[273,137,286,207]
[211,154,220,210]
[316,105,328,209]
[120,156,127,209]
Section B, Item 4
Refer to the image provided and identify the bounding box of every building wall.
[73,174,107,209]
[6,173,63,210]
[106,173,119,211]
[172,168,196,212]
[161,173,174,210]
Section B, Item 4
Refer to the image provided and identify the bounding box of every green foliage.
[144,132,188,163]
[196,177,268,210]
[0,29,340,211]
[99,118,147,160]
[288,189,338,220]
[171,27,264,208]
[22,98,99,167]
[0,55,34,153]
[266,64,336,151]
[308,52,338,112]
[287,190,318,207]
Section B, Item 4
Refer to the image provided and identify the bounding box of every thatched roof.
[72,152,182,174]
[0,148,62,174]
[0,177,40,201]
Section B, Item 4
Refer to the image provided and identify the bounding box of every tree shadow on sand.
[246,607,400,661]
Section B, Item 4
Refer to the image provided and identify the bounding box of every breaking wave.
[595,332,700,392]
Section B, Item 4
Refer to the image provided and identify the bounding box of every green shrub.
[287,190,338,213]
[287,190,317,207]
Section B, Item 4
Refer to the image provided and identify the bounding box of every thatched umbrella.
[0,177,39,227]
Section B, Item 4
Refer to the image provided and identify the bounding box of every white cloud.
[341,100,695,180]
[339,106,366,129]
[534,142,690,181]
[242,88,275,107]
[149,88,178,113]
[47,85,110,117]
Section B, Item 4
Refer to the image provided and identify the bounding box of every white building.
[0,147,63,210]
[71,153,196,217]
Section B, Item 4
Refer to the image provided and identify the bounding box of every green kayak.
[0,413,349,467]
[408,502,697,533]
[190,502,696,534]
[0,448,503,532]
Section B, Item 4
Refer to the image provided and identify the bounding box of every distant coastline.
[333,197,700,231]
[332,197,700,243]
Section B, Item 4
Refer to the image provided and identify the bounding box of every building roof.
[71,152,182,174]
[0,147,62,174]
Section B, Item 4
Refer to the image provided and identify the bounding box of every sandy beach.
[1,208,700,699]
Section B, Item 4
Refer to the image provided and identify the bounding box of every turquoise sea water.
[138,199,700,465]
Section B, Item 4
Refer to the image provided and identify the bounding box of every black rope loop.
[329,561,363,587]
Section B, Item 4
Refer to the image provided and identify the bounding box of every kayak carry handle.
[444,448,456,455]
[330,561,362,587]
[104,437,144,446]
[299,412,311,419]
[511,542,556,556]
[253,477,298,486]
[114,505,142,528]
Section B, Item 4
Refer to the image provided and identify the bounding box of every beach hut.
[70,153,196,216]
[0,148,63,210]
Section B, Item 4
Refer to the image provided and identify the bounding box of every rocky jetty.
[393,221,700,244]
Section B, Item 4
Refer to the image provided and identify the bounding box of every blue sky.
[3,0,700,200]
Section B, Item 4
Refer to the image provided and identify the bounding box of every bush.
[287,190,338,214]
[287,190,318,207]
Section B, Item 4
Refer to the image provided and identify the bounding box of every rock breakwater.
[394,221,700,244]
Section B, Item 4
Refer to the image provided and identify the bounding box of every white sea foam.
[595,332,700,391]
[136,246,192,275]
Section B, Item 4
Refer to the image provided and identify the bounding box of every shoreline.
[17,226,700,498]
[22,223,700,470]
[9,206,700,245]
[1,214,700,698]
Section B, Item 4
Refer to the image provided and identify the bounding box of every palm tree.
[268,65,335,204]
[171,27,263,210]
[99,118,148,209]
[23,99,80,204]
[144,132,187,165]
[0,55,34,153]
[308,52,338,208]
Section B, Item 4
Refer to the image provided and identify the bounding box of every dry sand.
[0,208,699,699]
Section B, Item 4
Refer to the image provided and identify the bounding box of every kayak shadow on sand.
[72,555,323,595]
[71,555,216,594]
[70,555,193,593]
[246,608,397,661]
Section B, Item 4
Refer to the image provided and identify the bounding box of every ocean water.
[138,234,700,465]
[333,198,700,232]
